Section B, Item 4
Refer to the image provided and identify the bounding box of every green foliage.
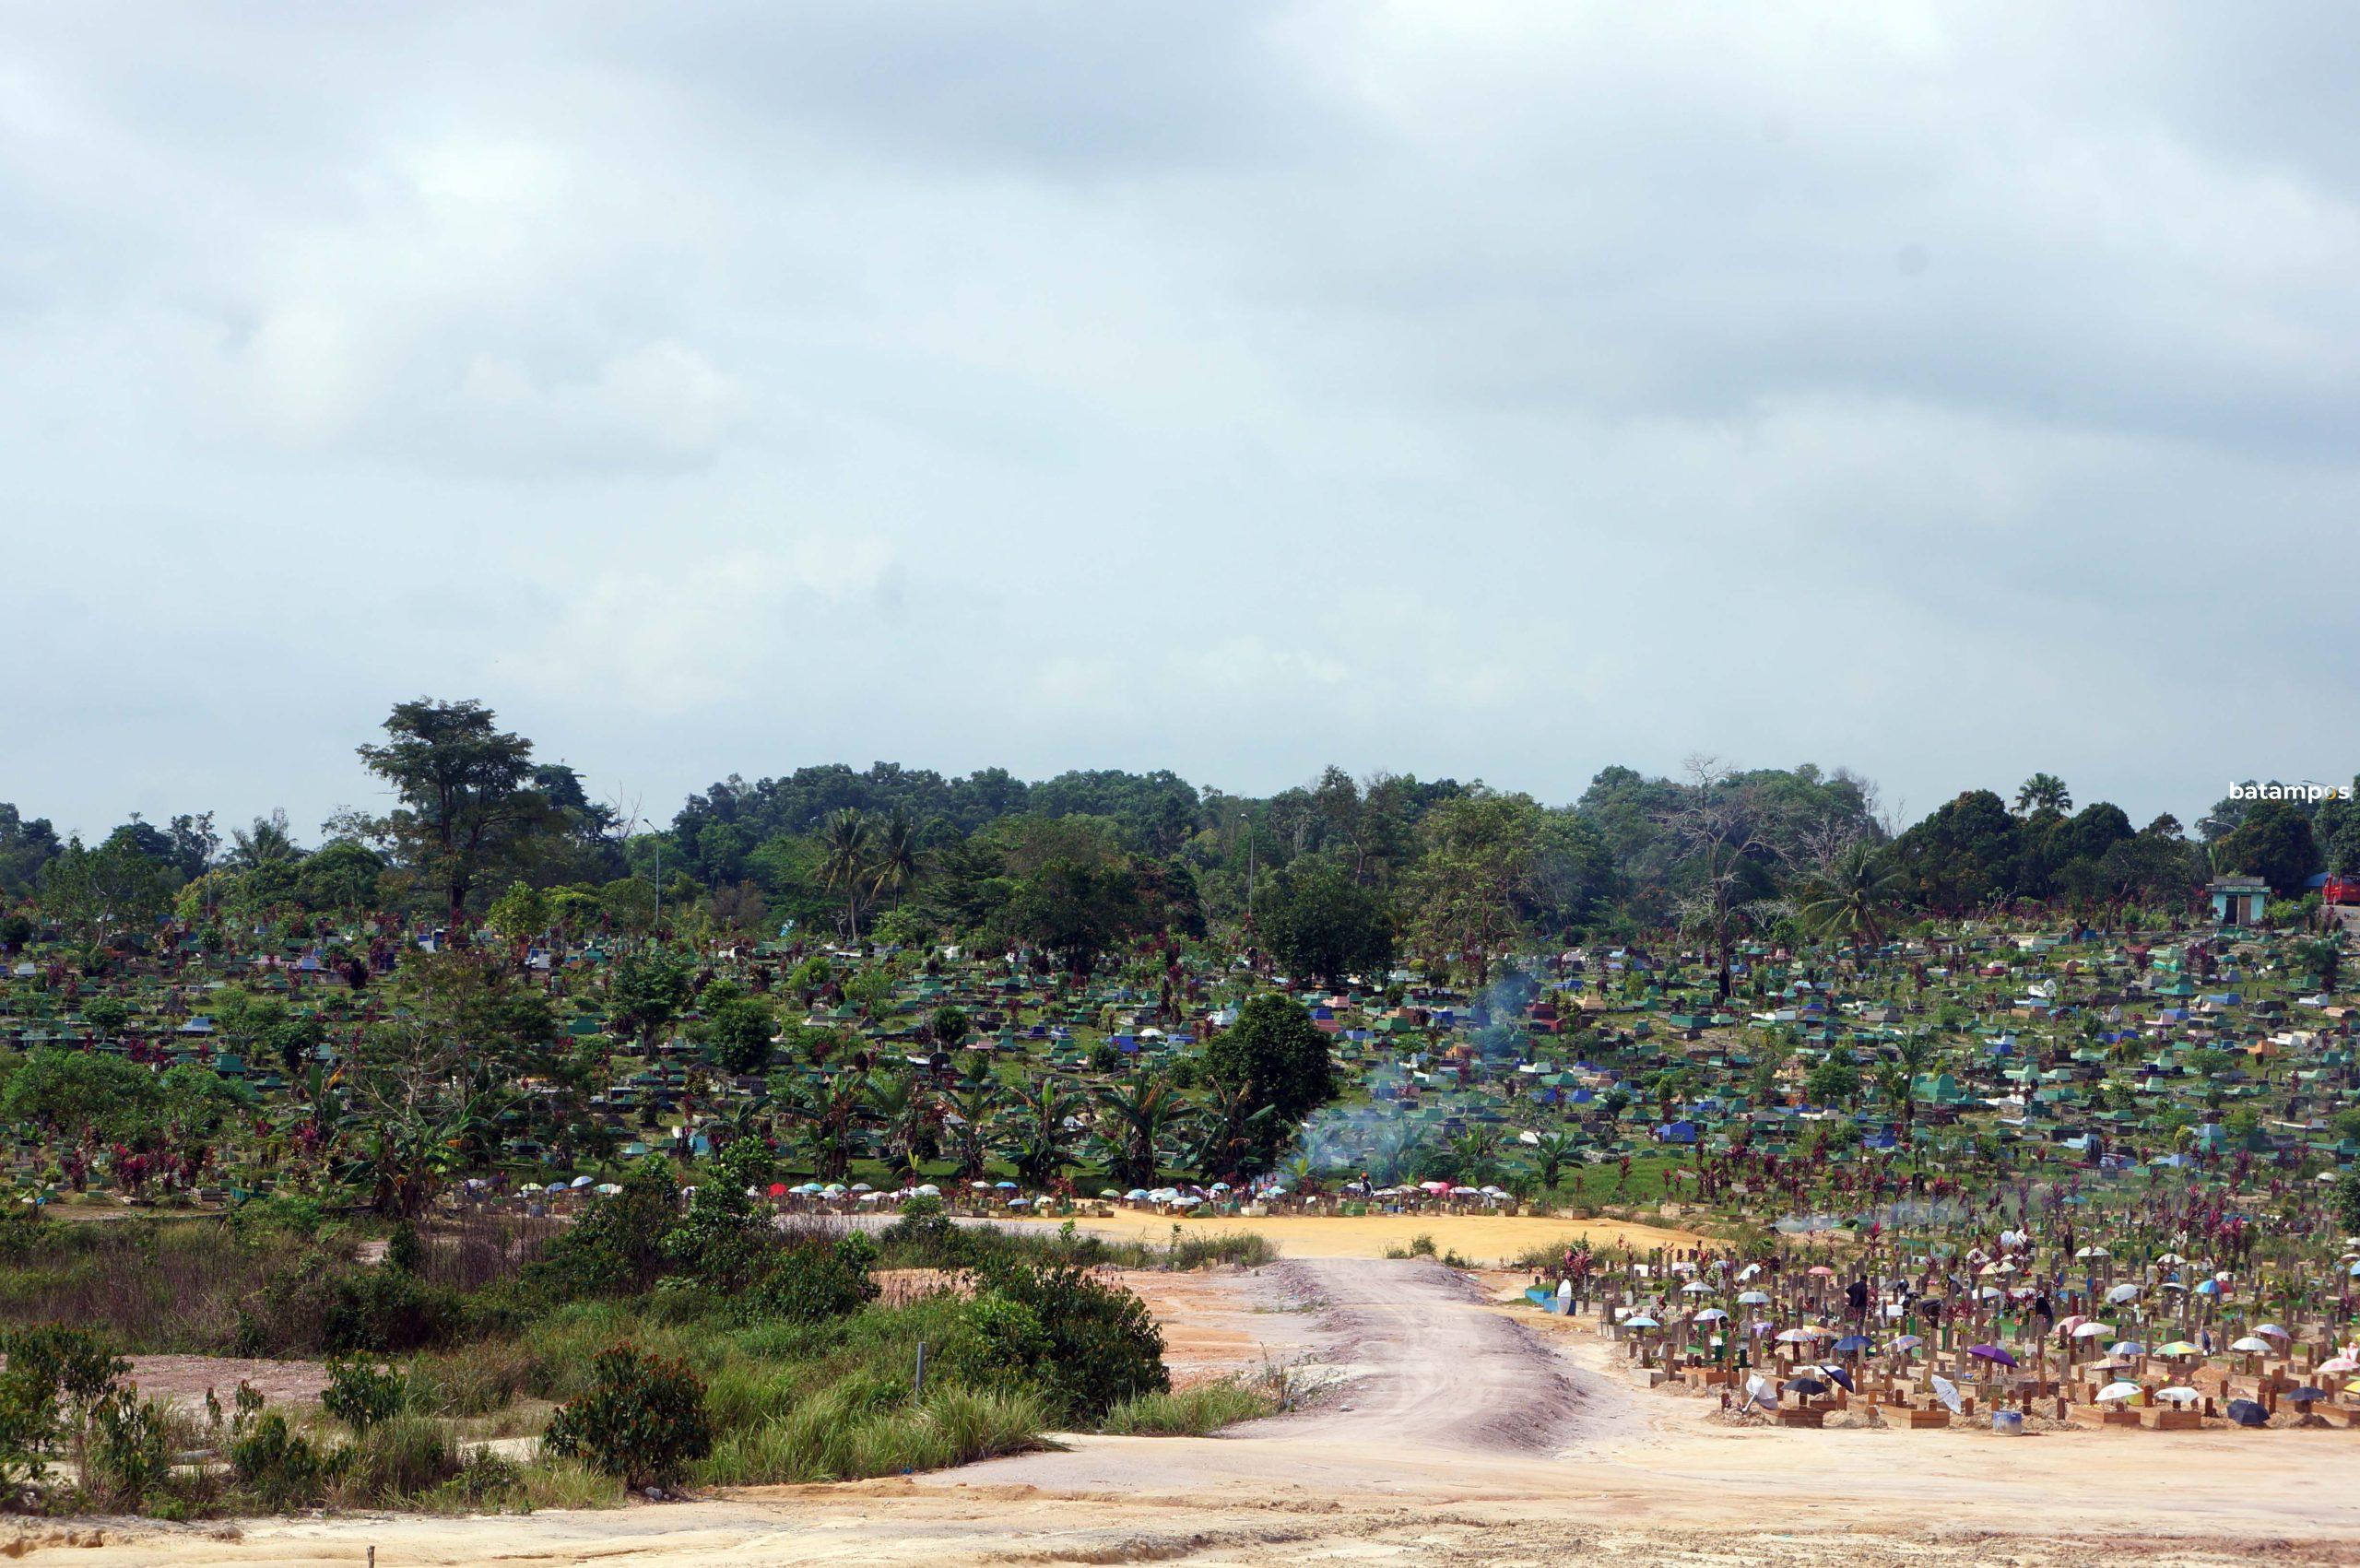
[527,1161,680,1301]
[663,1182,770,1290]
[743,1238,879,1324]
[608,950,694,1045]
[86,1390,171,1510]
[2336,1168,2360,1235]
[705,996,778,1076]
[1098,1373,1282,1435]
[1258,853,1393,984]
[542,1342,714,1489]
[2,1048,163,1139]
[230,1409,325,1510]
[1203,995,1338,1132]
[2215,800,2323,894]
[973,1257,1167,1422]
[322,1357,407,1433]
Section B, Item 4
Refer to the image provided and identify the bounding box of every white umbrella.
[2094,1381,2142,1403]
[2106,1282,2140,1303]
[2155,1385,2200,1405]
[1930,1374,1963,1414]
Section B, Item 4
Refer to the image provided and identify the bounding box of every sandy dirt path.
[969,1208,1703,1262]
[26,1252,2360,1567]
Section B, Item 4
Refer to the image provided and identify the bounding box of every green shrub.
[541,1342,713,1490]
[525,1162,679,1302]
[322,1357,406,1433]
[85,1390,171,1510]
[974,1258,1166,1421]
[331,1414,462,1504]
[230,1411,324,1510]
[661,1184,769,1289]
[743,1240,879,1325]
[515,1456,626,1511]
[692,1384,1043,1486]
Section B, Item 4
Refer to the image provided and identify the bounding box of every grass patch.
[1098,1371,1287,1436]
[693,1384,1046,1485]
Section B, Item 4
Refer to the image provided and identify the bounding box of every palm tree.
[2295,937,2342,994]
[863,1070,937,1170]
[1001,1077,1085,1190]
[1892,1034,1939,1141]
[1096,1073,1184,1189]
[817,809,875,941]
[2014,773,2071,816]
[780,1071,867,1182]
[1189,1079,1275,1184]
[867,810,925,910]
[1798,843,1905,950]
[941,1082,1001,1181]
[1446,1126,1504,1186]
[1363,1122,1423,1186]
[1527,1130,1580,1193]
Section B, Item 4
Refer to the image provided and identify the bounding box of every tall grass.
[0,1215,314,1351]
[693,1384,1045,1485]
[1098,1371,1286,1436]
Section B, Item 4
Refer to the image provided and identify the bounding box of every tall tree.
[357,699,553,928]
[817,809,875,940]
[1401,791,1545,988]
[2013,773,2071,816]
[1258,853,1394,985]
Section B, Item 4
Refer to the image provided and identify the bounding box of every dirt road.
[28,1255,2360,1567]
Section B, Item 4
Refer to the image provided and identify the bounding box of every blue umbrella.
[1833,1335,1873,1354]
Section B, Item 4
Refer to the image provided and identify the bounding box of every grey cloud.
[2,2,2354,837]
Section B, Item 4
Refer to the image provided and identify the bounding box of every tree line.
[4,701,2354,977]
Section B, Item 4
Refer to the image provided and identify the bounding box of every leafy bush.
[937,1292,1052,1395]
[85,1389,173,1510]
[322,1357,406,1433]
[974,1258,1166,1421]
[230,1410,324,1510]
[743,1239,879,1325]
[525,1162,679,1302]
[691,1384,1043,1486]
[662,1183,770,1289]
[541,1342,713,1489]
[330,1414,462,1504]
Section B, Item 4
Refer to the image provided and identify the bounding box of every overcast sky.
[5,2,2356,841]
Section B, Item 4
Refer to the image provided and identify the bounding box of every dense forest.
[2,700,2354,978]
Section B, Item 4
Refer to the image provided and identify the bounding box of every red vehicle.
[2324,875,2360,907]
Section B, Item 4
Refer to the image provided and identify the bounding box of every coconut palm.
[779,1071,867,1182]
[1188,1079,1275,1183]
[867,810,925,909]
[1797,843,1905,949]
[1446,1126,1504,1186]
[863,1069,938,1169]
[817,808,875,941]
[1526,1130,1580,1193]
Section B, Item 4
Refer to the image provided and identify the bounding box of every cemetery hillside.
[1,700,2357,1562]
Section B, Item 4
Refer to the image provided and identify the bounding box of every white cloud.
[2,1,2356,834]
